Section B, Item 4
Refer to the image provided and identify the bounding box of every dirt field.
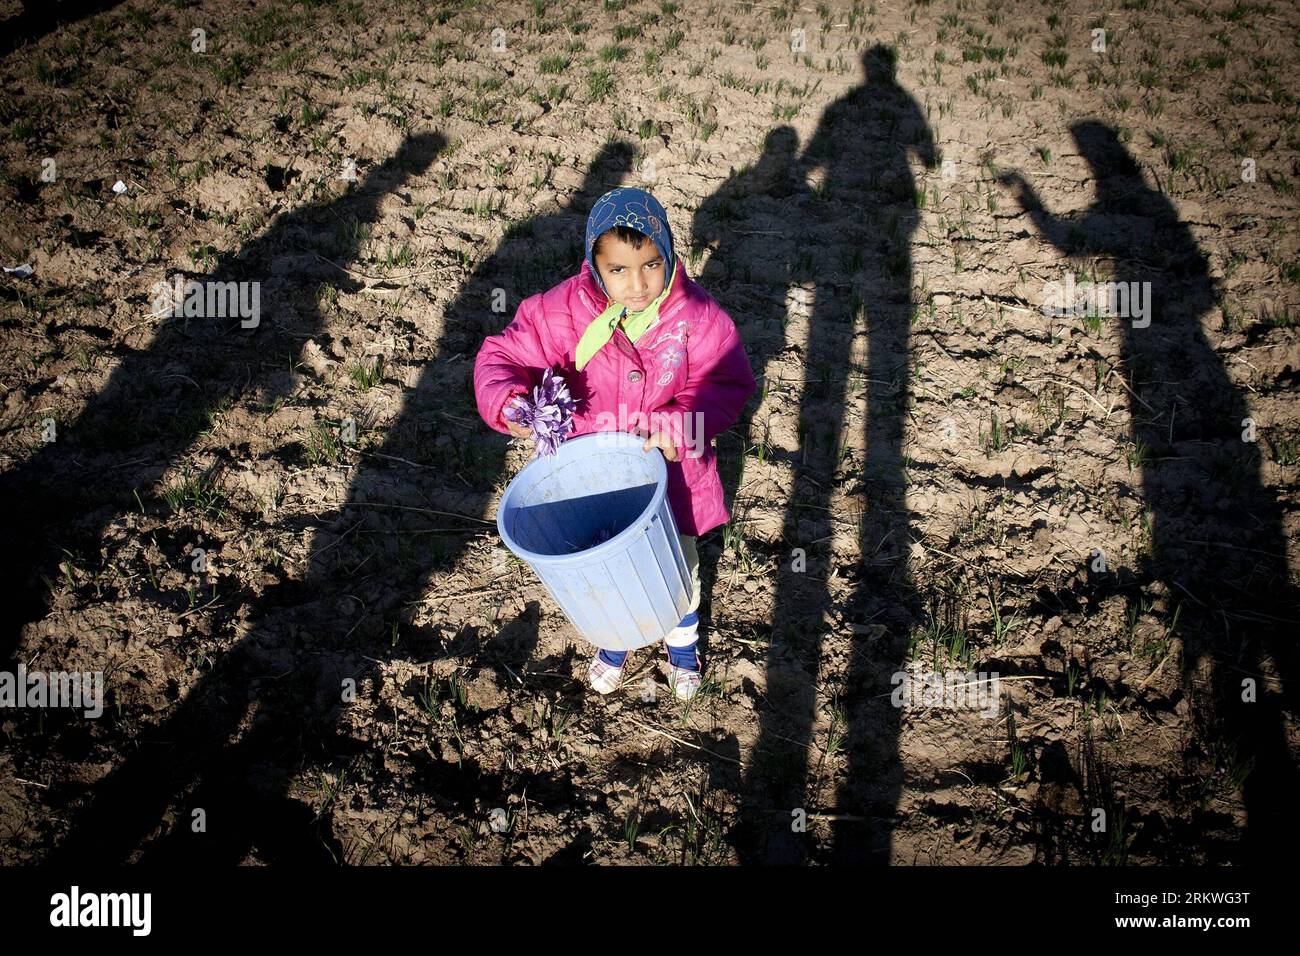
[1,0,1297,865]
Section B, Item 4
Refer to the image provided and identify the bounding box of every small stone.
[301,339,331,377]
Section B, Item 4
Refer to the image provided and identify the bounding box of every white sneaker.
[666,648,703,701]
[588,651,627,695]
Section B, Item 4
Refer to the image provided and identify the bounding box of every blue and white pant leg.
[664,534,701,670]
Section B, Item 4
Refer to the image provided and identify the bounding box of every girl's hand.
[641,430,680,462]
[503,394,531,439]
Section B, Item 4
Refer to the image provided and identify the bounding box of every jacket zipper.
[614,327,641,363]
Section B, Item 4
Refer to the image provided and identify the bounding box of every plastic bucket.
[496,432,693,651]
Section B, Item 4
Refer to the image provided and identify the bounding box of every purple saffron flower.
[503,367,577,457]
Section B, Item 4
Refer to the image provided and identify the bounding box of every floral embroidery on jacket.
[647,319,688,386]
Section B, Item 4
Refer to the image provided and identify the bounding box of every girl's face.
[594,233,666,311]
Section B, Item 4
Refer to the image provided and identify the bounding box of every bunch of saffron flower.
[502,366,577,457]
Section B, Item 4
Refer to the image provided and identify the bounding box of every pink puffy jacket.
[474,258,756,536]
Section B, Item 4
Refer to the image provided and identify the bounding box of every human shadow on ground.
[1000,121,1298,859]
[696,45,937,863]
[689,124,803,647]
[1,133,447,668]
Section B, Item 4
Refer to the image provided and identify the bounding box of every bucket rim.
[495,431,670,566]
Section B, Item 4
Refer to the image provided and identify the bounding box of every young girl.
[473,187,756,700]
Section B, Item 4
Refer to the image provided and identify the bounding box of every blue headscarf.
[583,187,676,298]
